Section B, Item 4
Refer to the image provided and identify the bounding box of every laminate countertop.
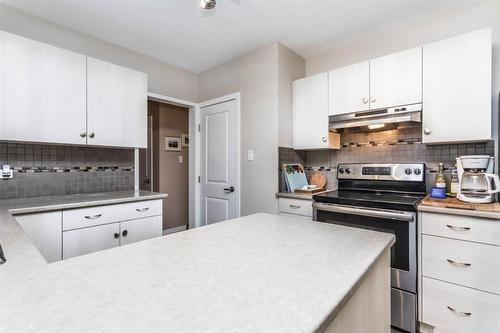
[0,190,168,284]
[0,212,394,333]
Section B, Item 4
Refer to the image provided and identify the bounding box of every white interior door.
[200,99,240,225]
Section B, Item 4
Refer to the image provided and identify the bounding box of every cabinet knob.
[371,97,376,103]
[423,128,431,135]
[122,230,128,237]
[89,132,95,139]
[80,132,87,138]
[322,136,327,142]
[362,97,368,104]
[114,233,119,239]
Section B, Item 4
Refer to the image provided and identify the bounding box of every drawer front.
[63,223,120,259]
[422,235,500,295]
[423,277,500,333]
[278,198,312,217]
[421,212,500,246]
[63,199,162,231]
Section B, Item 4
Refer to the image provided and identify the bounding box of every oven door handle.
[313,202,415,222]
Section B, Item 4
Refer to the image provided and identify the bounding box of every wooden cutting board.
[420,196,500,212]
[310,172,327,190]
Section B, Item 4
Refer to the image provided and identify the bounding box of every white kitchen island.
[0,212,393,333]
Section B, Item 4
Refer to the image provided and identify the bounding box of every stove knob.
[405,168,413,175]
[345,168,351,174]
[338,168,345,174]
[414,168,422,175]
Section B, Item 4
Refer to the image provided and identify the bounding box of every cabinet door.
[293,73,330,149]
[120,216,162,246]
[87,57,147,148]
[15,211,62,263]
[328,61,369,115]
[423,28,491,144]
[0,31,87,144]
[62,223,120,259]
[369,47,422,109]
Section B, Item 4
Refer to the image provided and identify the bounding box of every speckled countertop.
[276,191,331,200]
[0,212,394,333]
[0,190,168,284]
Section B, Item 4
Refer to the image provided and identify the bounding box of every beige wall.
[0,4,199,102]
[278,43,306,148]
[151,102,189,230]
[306,0,500,155]
[199,42,305,215]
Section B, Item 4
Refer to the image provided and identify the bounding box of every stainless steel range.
[313,163,426,333]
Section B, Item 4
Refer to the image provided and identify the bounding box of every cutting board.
[420,196,500,212]
[310,172,327,190]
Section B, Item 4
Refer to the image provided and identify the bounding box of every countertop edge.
[8,193,168,215]
[418,204,500,220]
[315,234,395,332]
[275,191,331,200]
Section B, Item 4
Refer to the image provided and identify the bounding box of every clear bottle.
[450,170,459,195]
[435,163,447,188]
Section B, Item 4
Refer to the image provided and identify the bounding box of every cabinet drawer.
[423,277,500,333]
[63,199,162,231]
[63,223,120,259]
[422,235,500,295]
[278,198,312,217]
[421,212,500,246]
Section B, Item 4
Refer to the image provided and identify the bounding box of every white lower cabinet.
[420,211,500,333]
[16,199,163,262]
[120,216,162,246]
[63,223,120,259]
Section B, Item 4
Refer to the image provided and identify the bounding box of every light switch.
[247,150,254,161]
[178,155,184,164]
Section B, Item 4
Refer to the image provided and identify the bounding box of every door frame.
[199,93,241,225]
[137,92,241,229]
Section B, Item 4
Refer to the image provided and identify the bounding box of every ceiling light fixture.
[200,0,216,10]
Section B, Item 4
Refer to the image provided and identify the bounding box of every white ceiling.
[1,0,484,73]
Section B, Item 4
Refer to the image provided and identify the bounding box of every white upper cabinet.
[87,57,148,148]
[0,31,87,144]
[422,28,491,144]
[328,61,369,115]
[293,73,338,150]
[369,47,422,109]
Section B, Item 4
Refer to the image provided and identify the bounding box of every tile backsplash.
[0,142,135,199]
[279,127,495,192]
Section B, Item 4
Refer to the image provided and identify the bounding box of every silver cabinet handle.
[313,202,415,222]
[290,204,301,209]
[0,243,6,265]
[136,207,149,212]
[447,306,471,317]
[371,97,376,103]
[322,136,327,142]
[362,97,368,104]
[84,214,102,220]
[423,128,431,135]
[447,259,471,267]
[80,132,87,138]
[446,224,471,231]
[89,132,95,138]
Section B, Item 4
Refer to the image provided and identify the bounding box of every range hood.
[329,103,422,132]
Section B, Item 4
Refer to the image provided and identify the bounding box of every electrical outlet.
[247,150,254,161]
[178,155,184,164]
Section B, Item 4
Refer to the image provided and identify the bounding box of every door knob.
[89,132,95,138]
[113,233,119,239]
[223,186,235,193]
[362,97,368,104]
[423,128,431,135]
[322,136,327,142]
[122,230,128,237]
[371,97,376,103]
[80,132,87,138]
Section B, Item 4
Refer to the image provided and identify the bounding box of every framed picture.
[182,133,189,147]
[165,136,182,151]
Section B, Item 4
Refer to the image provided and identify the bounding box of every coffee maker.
[456,155,500,203]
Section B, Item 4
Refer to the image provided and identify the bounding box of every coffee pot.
[456,156,500,204]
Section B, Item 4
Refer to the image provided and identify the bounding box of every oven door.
[313,202,416,293]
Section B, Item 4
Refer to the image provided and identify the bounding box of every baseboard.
[163,225,187,236]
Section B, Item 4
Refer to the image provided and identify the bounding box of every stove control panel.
[337,163,425,182]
